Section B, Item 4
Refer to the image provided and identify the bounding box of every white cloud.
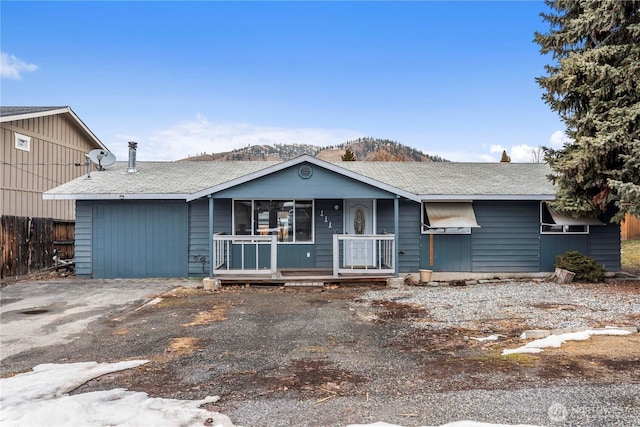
[549,130,570,148]
[473,143,548,163]
[489,144,505,154]
[108,114,363,161]
[0,51,38,79]
[428,149,497,162]
[509,144,541,163]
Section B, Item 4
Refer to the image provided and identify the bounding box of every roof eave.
[419,194,556,201]
[43,193,189,201]
[1,106,108,151]
[0,107,71,122]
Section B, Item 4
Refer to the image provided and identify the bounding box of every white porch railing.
[213,233,278,278]
[333,234,395,277]
[212,233,394,279]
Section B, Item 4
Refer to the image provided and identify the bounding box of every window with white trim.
[15,133,30,152]
[233,200,313,243]
[421,202,479,234]
[540,202,600,234]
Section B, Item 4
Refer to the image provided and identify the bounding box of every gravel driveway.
[1,278,639,426]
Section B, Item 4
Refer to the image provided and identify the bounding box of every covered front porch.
[194,157,418,283]
[211,233,396,283]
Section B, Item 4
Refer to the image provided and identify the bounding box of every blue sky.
[1,1,568,162]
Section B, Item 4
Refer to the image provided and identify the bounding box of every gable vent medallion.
[298,165,313,179]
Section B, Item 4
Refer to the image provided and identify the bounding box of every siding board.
[213,163,393,200]
[188,199,209,276]
[91,201,188,278]
[314,200,338,268]
[397,200,420,273]
[472,201,541,272]
[589,223,621,271]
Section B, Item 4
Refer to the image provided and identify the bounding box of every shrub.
[555,251,606,283]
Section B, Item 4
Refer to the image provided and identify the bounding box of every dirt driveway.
[1,280,639,426]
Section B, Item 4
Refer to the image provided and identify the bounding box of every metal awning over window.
[543,204,602,226]
[424,202,480,228]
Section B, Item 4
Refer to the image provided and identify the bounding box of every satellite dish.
[87,149,116,170]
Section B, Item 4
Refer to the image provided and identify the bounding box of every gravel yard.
[1,278,639,426]
[357,279,640,330]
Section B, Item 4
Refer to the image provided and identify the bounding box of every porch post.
[332,234,339,278]
[209,196,214,278]
[270,234,278,279]
[394,196,399,277]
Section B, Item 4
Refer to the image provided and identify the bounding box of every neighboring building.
[1,106,108,277]
[1,106,107,219]
[44,153,621,280]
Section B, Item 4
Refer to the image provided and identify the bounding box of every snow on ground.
[502,328,632,355]
[0,361,234,427]
[0,361,542,427]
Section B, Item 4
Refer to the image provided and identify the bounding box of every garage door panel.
[92,203,188,278]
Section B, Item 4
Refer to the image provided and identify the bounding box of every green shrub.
[555,251,606,283]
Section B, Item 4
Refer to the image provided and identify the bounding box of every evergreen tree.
[342,147,357,161]
[535,0,640,221]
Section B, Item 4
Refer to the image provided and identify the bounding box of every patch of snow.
[470,334,505,342]
[503,328,632,355]
[0,361,235,427]
[0,361,545,427]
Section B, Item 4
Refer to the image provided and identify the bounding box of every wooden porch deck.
[214,268,394,287]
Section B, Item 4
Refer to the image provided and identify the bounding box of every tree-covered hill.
[181,137,448,162]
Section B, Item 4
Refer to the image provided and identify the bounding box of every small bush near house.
[555,251,606,283]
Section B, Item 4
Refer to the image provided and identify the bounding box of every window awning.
[424,202,480,228]
[545,205,603,226]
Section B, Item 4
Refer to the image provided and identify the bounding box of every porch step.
[284,281,325,288]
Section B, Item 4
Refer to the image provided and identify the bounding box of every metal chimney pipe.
[127,142,137,173]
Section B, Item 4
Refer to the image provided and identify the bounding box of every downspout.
[209,195,214,278]
[394,196,400,277]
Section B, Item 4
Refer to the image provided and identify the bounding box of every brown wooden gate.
[622,214,640,240]
[1,216,74,279]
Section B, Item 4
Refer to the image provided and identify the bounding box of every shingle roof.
[45,161,281,199]
[0,106,68,118]
[337,161,555,198]
[44,157,556,201]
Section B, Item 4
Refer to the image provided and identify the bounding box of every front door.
[344,199,375,267]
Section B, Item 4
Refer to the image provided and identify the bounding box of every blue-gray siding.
[314,199,341,268]
[188,199,209,276]
[539,235,588,271]
[75,202,93,277]
[422,234,472,271]
[378,199,420,273]
[472,201,541,272]
[589,222,621,271]
[91,201,188,278]
[212,162,393,200]
[538,210,620,272]
[74,194,621,278]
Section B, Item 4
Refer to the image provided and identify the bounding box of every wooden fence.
[622,213,640,240]
[1,216,74,279]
